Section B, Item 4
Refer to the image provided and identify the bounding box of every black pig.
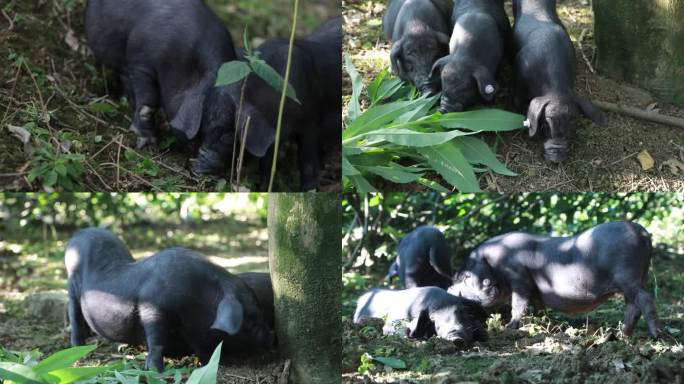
[386,226,453,289]
[237,272,274,330]
[194,17,342,191]
[383,0,453,94]
[431,0,511,112]
[354,287,488,345]
[512,0,606,163]
[84,0,267,161]
[448,221,663,338]
[65,228,273,371]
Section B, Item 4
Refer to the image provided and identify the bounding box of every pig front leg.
[127,68,160,149]
[67,290,89,346]
[140,305,168,372]
[507,290,530,329]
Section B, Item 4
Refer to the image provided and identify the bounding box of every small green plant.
[22,122,85,191]
[214,31,299,104]
[357,352,375,375]
[0,345,114,384]
[343,55,525,192]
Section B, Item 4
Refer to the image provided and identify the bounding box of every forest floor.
[342,0,684,192]
[0,0,340,192]
[0,218,283,384]
[341,241,684,383]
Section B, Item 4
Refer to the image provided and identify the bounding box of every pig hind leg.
[128,69,160,149]
[622,285,662,338]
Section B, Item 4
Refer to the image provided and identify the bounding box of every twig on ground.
[594,100,684,129]
[1,9,14,30]
[85,160,112,190]
[578,28,596,74]
[608,151,640,167]
[100,162,163,191]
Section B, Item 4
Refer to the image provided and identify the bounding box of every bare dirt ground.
[0,0,340,192]
[342,0,684,192]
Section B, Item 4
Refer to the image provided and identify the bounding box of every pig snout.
[192,147,225,175]
[438,96,464,114]
[417,79,439,95]
[444,329,469,346]
[255,328,276,348]
[543,139,569,163]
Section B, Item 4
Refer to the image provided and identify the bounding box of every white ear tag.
[484,84,495,94]
[523,119,531,128]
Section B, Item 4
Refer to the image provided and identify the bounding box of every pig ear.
[573,95,607,125]
[407,310,434,339]
[390,39,405,78]
[429,56,448,83]
[435,31,451,47]
[238,103,275,157]
[472,66,498,102]
[211,295,243,335]
[169,89,206,141]
[527,96,550,137]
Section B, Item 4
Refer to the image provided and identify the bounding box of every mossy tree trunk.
[268,193,341,384]
[593,0,684,106]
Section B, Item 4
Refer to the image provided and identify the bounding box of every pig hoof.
[136,136,157,149]
[505,320,521,329]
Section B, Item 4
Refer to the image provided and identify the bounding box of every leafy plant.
[0,345,114,384]
[215,31,299,104]
[22,122,85,191]
[343,56,525,192]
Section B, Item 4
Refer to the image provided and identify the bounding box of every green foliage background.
[343,193,684,275]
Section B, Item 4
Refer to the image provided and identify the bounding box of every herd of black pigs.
[354,222,663,347]
[384,0,606,162]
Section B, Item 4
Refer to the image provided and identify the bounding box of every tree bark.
[268,193,341,384]
[593,0,684,106]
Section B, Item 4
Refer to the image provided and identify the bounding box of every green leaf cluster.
[343,56,524,192]
[214,30,300,104]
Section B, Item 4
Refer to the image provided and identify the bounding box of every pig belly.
[534,264,615,313]
[81,290,144,344]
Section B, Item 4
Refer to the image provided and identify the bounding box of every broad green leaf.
[215,61,251,86]
[346,175,377,193]
[186,342,222,384]
[32,344,98,375]
[343,97,428,141]
[371,356,406,369]
[362,128,471,147]
[346,151,394,167]
[394,94,439,124]
[249,59,300,104]
[344,54,363,120]
[418,142,481,192]
[361,163,423,184]
[43,170,58,187]
[418,178,450,192]
[342,156,360,176]
[88,102,115,115]
[454,136,517,176]
[0,363,43,384]
[42,366,114,384]
[439,109,525,132]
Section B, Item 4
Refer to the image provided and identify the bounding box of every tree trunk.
[593,0,684,106]
[268,193,341,384]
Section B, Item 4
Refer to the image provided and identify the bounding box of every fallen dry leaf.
[7,124,31,144]
[64,28,80,52]
[636,150,654,171]
[661,158,684,175]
